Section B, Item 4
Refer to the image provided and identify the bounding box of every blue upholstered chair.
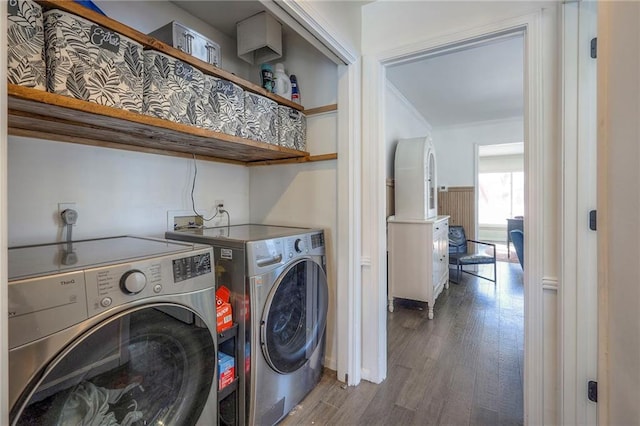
[510,229,524,269]
[448,225,497,284]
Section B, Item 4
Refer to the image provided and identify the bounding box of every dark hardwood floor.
[281,261,524,426]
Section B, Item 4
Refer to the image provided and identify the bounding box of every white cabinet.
[387,215,449,319]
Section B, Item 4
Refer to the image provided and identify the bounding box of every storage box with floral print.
[8,0,46,90]
[44,9,144,112]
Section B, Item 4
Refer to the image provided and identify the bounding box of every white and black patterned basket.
[201,75,244,136]
[296,113,307,151]
[143,50,205,127]
[278,106,306,151]
[44,9,144,112]
[7,0,46,90]
[242,92,278,144]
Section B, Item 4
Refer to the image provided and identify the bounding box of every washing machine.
[165,224,328,425]
[8,236,218,425]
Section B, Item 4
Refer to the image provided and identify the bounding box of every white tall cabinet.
[387,215,449,319]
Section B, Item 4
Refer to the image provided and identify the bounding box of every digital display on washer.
[172,252,212,283]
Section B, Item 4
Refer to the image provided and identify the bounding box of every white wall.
[385,81,432,179]
[249,156,338,369]
[432,117,524,187]
[7,1,253,246]
[8,137,249,246]
[249,29,339,108]
[95,0,251,79]
[361,1,560,423]
[598,2,640,424]
[301,1,362,56]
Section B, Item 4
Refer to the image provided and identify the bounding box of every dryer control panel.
[246,231,325,276]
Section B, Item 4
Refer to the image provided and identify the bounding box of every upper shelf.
[35,0,304,111]
[8,85,308,164]
[8,0,315,164]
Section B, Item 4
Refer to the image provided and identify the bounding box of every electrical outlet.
[58,202,78,218]
[215,200,224,212]
[58,202,76,224]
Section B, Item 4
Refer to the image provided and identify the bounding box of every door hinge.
[588,380,598,402]
[591,37,597,59]
[589,210,597,231]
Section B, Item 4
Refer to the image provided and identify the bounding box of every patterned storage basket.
[278,106,306,151]
[7,0,46,89]
[201,75,244,136]
[242,92,278,144]
[143,50,205,127]
[44,9,144,112]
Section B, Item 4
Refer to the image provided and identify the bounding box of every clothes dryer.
[8,236,217,426]
[165,224,328,425]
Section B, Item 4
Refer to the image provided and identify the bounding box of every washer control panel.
[84,248,213,316]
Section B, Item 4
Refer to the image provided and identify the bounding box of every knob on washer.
[294,238,304,253]
[120,270,147,294]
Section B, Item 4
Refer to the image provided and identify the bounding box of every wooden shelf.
[8,85,309,164]
[35,0,304,111]
[305,104,338,116]
[247,153,338,167]
[11,2,337,165]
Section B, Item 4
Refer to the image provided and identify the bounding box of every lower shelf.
[218,378,238,401]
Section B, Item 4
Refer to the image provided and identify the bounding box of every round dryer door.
[11,305,215,425]
[261,258,328,374]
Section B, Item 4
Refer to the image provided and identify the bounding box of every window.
[478,171,524,225]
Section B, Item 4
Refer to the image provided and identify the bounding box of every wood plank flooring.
[281,262,524,426]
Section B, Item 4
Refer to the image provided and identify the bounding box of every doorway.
[361,10,548,423]
[384,31,526,423]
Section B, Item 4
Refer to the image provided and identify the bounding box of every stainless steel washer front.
[8,236,218,426]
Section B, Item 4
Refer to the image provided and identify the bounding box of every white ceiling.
[387,35,524,128]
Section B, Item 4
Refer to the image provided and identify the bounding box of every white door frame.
[0,1,9,422]
[361,11,546,423]
[560,1,598,424]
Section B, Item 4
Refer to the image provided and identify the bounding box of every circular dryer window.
[12,305,215,425]
[261,258,329,374]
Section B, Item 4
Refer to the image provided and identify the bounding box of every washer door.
[261,258,328,374]
[12,305,215,425]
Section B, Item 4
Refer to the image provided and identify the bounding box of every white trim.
[361,53,387,383]
[542,277,559,291]
[474,143,480,240]
[560,2,598,425]
[386,81,433,133]
[522,11,545,425]
[261,0,358,65]
[1,0,9,422]
[361,10,547,424]
[336,60,362,386]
